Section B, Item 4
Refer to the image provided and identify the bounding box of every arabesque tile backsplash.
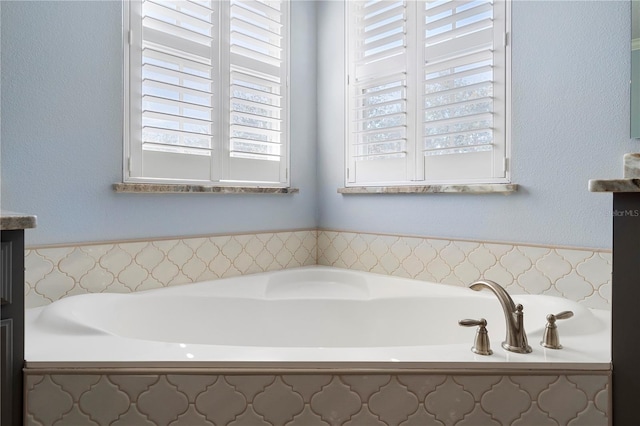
[24,229,612,309]
[25,230,317,308]
[317,231,612,310]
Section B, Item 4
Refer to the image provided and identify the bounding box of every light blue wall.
[317,0,636,249]
[632,49,640,137]
[2,1,635,250]
[1,0,318,246]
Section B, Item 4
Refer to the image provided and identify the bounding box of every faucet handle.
[541,310,574,349]
[459,318,493,355]
[459,318,487,327]
[551,311,574,321]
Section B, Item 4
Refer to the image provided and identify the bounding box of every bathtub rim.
[25,266,611,370]
[23,361,613,374]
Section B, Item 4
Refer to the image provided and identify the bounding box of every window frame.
[123,0,291,189]
[344,0,512,188]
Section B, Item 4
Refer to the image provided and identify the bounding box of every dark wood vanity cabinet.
[611,193,640,424]
[1,229,25,426]
[591,162,640,423]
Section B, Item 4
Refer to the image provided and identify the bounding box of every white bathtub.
[25,266,610,369]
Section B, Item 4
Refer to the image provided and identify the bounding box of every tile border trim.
[318,228,611,253]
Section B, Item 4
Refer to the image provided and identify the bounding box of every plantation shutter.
[126,0,289,186]
[226,0,288,184]
[346,0,509,186]
[421,0,507,182]
[131,0,218,181]
[347,0,414,184]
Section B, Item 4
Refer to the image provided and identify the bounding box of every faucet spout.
[470,280,532,354]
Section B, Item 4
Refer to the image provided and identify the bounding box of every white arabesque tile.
[576,254,612,287]
[499,247,534,278]
[24,229,610,309]
[316,231,612,308]
[24,372,609,426]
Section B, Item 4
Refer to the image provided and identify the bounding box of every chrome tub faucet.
[469,280,532,354]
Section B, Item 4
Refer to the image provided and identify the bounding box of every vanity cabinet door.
[1,242,11,305]
[0,320,13,426]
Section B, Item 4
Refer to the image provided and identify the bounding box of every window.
[346,0,510,186]
[124,0,289,187]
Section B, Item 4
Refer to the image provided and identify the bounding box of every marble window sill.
[113,183,299,194]
[338,184,518,194]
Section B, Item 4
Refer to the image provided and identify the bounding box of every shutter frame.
[345,0,511,187]
[124,0,290,187]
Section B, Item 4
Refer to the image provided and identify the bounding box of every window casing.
[124,0,290,187]
[346,0,510,187]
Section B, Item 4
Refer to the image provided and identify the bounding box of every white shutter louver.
[421,0,507,181]
[348,0,412,184]
[227,0,287,183]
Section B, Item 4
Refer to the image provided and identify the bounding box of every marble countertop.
[589,179,640,193]
[1,210,37,230]
[589,153,640,193]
